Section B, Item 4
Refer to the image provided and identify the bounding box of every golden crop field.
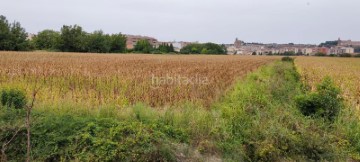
[0,52,278,108]
[295,57,360,110]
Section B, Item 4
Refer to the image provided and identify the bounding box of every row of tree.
[179,43,227,55]
[33,25,127,53]
[0,15,128,53]
[319,41,338,48]
[0,15,176,54]
[132,40,175,54]
[1,15,226,55]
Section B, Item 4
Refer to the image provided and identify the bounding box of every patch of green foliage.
[0,107,187,161]
[216,61,350,161]
[133,39,153,53]
[296,77,342,121]
[281,56,294,62]
[339,53,353,57]
[56,25,127,53]
[282,51,296,56]
[180,43,227,54]
[0,15,31,51]
[0,88,27,109]
[155,43,175,54]
[315,52,327,56]
[319,40,338,48]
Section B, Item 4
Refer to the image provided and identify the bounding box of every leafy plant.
[1,88,27,109]
[281,56,294,62]
[314,52,327,57]
[296,77,342,121]
[339,53,352,57]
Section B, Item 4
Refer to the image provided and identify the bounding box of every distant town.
[26,32,360,56]
[111,34,360,56]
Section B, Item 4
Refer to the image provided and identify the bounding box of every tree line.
[35,25,128,53]
[0,15,227,55]
[0,15,128,53]
[179,43,227,55]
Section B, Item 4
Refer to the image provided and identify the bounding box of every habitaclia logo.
[151,74,209,88]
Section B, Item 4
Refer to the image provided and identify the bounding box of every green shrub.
[296,77,342,121]
[339,53,352,57]
[0,88,27,109]
[315,52,327,57]
[354,54,360,57]
[315,53,327,57]
[281,56,294,62]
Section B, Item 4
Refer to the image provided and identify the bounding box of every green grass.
[1,60,360,161]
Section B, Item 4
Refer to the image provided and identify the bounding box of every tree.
[86,30,110,53]
[134,39,153,53]
[33,30,60,50]
[110,33,126,53]
[0,15,30,51]
[319,41,338,48]
[0,15,11,50]
[58,25,87,52]
[282,51,296,56]
[156,43,174,53]
[180,43,226,55]
[10,22,29,51]
[169,44,175,53]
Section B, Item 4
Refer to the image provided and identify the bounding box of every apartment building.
[125,35,158,49]
[329,46,355,55]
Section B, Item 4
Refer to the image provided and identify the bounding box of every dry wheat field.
[295,57,360,110]
[0,52,278,108]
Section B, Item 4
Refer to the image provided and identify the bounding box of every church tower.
[234,38,242,48]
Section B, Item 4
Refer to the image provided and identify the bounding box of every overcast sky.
[1,0,359,44]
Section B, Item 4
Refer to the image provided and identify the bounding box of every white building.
[329,46,354,55]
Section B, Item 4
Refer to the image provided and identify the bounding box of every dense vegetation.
[0,15,128,53]
[0,15,31,51]
[180,43,227,55]
[152,43,175,54]
[319,40,338,47]
[37,25,127,53]
[2,15,229,55]
[1,59,359,161]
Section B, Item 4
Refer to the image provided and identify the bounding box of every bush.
[296,77,342,121]
[0,88,27,109]
[180,43,227,55]
[315,53,327,57]
[281,56,294,62]
[355,54,360,57]
[339,53,352,57]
